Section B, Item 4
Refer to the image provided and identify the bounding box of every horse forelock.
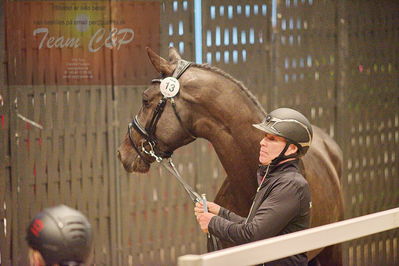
[191,63,266,116]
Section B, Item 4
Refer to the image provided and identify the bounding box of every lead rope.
[160,158,203,204]
[160,159,211,240]
[201,193,212,240]
[159,158,213,247]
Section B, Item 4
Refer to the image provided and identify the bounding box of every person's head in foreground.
[26,205,93,266]
[253,107,313,166]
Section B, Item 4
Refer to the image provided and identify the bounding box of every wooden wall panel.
[338,1,399,265]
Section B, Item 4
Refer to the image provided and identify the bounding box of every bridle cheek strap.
[146,98,168,142]
[129,117,173,163]
[127,122,153,165]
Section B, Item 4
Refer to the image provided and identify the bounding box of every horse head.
[117,47,205,173]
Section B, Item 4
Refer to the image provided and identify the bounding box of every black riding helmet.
[253,108,313,158]
[26,205,93,265]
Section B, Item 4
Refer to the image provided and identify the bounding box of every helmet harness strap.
[269,141,300,169]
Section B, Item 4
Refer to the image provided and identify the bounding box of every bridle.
[126,59,204,203]
[127,59,196,163]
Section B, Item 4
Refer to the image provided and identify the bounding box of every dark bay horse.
[117,47,344,265]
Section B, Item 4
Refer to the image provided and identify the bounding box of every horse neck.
[192,73,265,192]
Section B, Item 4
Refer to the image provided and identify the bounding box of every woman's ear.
[285,143,298,156]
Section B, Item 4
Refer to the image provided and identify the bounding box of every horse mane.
[191,63,266,116]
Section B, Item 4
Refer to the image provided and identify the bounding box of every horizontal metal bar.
[178,207,399,266]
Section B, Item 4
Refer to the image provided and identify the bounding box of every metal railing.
[178,207,399,266]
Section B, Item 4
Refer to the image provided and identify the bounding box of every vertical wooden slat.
[48,89,55,204]
[0,0,11,264]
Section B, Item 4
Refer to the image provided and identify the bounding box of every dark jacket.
[208,160,311,265]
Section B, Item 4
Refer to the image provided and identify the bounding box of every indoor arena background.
[0,0,398,265]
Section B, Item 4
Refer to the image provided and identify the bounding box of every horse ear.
[146,47,174,76]
[168,46,181,63]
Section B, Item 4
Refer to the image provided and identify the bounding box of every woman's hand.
[194,201,221,216]
[196,212,215,233]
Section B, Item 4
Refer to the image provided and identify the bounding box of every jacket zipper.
[245,165,270,224]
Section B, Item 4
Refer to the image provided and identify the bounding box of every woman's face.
[259,133,288,165]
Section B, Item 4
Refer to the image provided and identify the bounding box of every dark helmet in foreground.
[253,107,313,156]
[26,205,92,265]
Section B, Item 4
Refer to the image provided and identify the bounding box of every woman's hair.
[28,248,46,266]
[29,247,92,266]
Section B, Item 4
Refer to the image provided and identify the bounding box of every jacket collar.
[257,159,300,185]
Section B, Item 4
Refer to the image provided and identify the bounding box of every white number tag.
[160,77,180,98]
